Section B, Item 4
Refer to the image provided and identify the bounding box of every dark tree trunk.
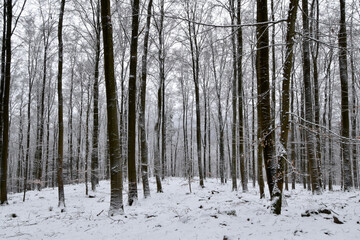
[310,0,323,189]
[229,0,238,191]
[273,0,299,214]
[127,0,140,205]
[91,0,101,192]
[57,0,66,208]
[101,0,123,215]
[237,0,247,193]
[302,0,321,194]
[139,0,152,198]
[85,85,91,196]
[256,0,276,198]
[186,2,204,187]
[0,0,11,204]
[338,0,352,190]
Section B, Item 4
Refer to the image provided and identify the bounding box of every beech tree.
[338,0,352,191]
[139,0,153,198]
[56,0,66,208]
[127,0,140,205]
[101,0,123,215]
[0,0,13,204]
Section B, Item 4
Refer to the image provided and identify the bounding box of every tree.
[139,0,153,198]
[256,0,276,199]
[184,0,205,188]
[273,0,299,214]
[0,0,12,204]
[33,0,55,191]
[127,0,140,206]
[101,0,123,215]
[91,0,101,192]
[302,0,321,194]
[236,0,247,192]
[57,0,66,208]
[338,0,352,191]
[229,0,238,191]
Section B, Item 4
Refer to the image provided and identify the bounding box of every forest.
[0,0,360,238]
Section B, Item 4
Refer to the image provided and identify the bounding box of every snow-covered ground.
[1,178,359,239]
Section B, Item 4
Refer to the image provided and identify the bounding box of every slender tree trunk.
[68,67,74,183]
[237,0,247,192]
[256,0,276,198]
[273,0,299,214]
[349,9,358,189]
[127,0,140,205]
[85,85,91,196]
[17,89,24,192]
[0,0,12,204]
[186,3,204,187]
[0,2,6,203]
[303,0,321,194]
[101,0,123,215]
[310,0,322,189]
[229,0,238,191]
[57,0,66,208]
[91,0,101,192]
[338,0,352,190]
[76,83,83,183]
[139,0,152,198]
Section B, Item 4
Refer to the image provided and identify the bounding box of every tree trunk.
[256,0,276,198]
[302,0,321,194]
[338,0,352,190]
[0,0,12,204]
[91,0,101,192]
[127,0,140,205]
[101,0,124,215]
[273,0,299,214]
[237,0,247,193]
[139,0,152,198]
[229,0,238,191]
[57,0,66,208]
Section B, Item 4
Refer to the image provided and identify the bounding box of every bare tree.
[56,0,66,208]
[101,0,123,215]
[139,0,153,198]
[338,0,352,190]
[127,0,140,205]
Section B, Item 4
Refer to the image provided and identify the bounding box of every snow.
[1,178,360,239]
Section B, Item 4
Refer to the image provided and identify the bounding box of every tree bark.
[101,0,124,215]
[302,0,321,194]
[256,0,276,198]
[338,0,352,190]
[127,0,140,205]
[273,0,299,214]
[0,0,12,204]
[139,0,152,198]
[57,0,66,208]
[91,0,101,192]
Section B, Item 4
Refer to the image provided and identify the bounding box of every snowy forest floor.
[1,178,359,240]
